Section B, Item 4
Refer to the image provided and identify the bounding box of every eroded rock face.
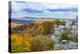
[53,40,78,50]
[62,41,78,49]
[50,32,78,50]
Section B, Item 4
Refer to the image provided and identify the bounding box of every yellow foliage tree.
[23,32,33,51]
[11,34,23,46]
[10,34,26,53]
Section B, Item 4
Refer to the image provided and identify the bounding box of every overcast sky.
[11,1,78,20]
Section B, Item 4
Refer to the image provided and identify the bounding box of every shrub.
[68,34,78,42]
[60,31,69,41]
[31,36,54,51]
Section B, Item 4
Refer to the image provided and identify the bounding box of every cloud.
[47,7,78,12]
[11,1,78,19]
[23,8,43,13]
